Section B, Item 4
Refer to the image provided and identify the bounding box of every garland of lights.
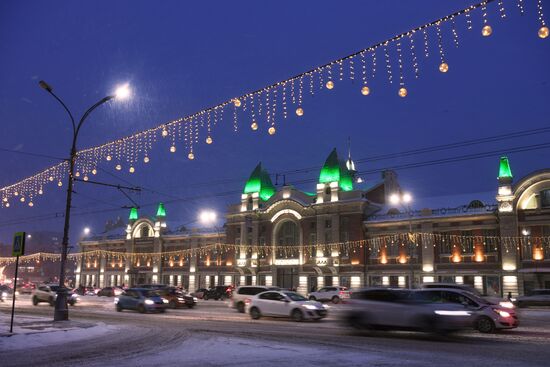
[1,232,549,266]
[1,0,548,209]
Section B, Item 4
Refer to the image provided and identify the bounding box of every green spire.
[243,163,275,201]
[156,202,166,217]
[498,156,513,179]
[129,207,138,221]
[319,148,354,191]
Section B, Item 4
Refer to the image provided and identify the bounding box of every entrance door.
[277,267,298,290]
[308,276,318,293]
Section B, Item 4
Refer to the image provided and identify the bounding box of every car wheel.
[49,297,55,306]
[237,302,245,313]
[250,307,261,320]
[169,300,177,309]
[187,304,195,309]
[204,294,209,300]
[476,316,496,333]
[138,304,146,314]
[331,296,340,304]
[69,300,76,306]
[116,304,123,312]
[220,295,226,301]
[309,296,316,301]
[32,296,39,306]
[291,309,304,322]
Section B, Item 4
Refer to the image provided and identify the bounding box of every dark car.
[156,287,198,309]
[74,286,97,296]
[97,286,123,297]
[191,288,209,299]
[204,285,233,300]
[516,289,550,308]
[115,288,168,313]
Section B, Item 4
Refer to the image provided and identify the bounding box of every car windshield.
[141,290,160,298]
[49,286,59,292]
[284,292,307,301]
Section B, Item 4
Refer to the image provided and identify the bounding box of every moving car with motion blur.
[414,288,518,333]
[203,285,233,300]
[1,285,15,302]
[308,286,350,304]
[191,288,208,299]
[515,289,550,308]
[421,283,513,309]
[32,284,79,306]
[231,286,280,313]
[247,290,328,322]
[115,288,168,313]
[16,283,35,295]
[97,286,123,297]
[156,287,197,309]
[344,288,473,334]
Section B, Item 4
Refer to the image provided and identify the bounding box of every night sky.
[0,1,548,246]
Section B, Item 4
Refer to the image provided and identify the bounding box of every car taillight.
[339,291,345,295]
[245,298,251,304]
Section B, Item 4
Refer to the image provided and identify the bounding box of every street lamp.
[389,191,415,289]
[39,80,130,321]
[83,227,91,236]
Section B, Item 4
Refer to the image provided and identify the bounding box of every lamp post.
[199,210,223,285]
[389,192,415,289]
[39,80,130,321]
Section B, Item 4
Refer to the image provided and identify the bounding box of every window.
[461,231,474,253]
[541,190,550,208]
[141,225,151,238]
[259,291,279,300]
[325,187,331,195]
[309,233,317,256]
[325,219,332,229]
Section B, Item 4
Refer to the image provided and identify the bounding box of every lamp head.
[389,193,400,205]
[114,83,131,100]
[38,80,53,92]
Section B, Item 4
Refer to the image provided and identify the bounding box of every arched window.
[141,225,151,238]
[276,221,299,257]
[467,200,484,209]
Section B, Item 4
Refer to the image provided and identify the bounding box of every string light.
[436,24,449,73]
[537,0,548,38]
[482,2,493,36]
[516,0,524,16]
[396,41,407,97]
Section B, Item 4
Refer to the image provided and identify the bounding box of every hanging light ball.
[91,169,97,175]
[129,166,135,173]
[539,26,549,39]
[38,189,43,195]
[5,202,9,207]
[28,201,34,207]
[482,25,492,37]
[49,176,54,181]
[115,164,122,171]
[251,121,258,130]
[439,62,449,73]
[233,98,242,107]
[170,145,176,153]
[268,126,276,135]
[83,175,89,181]
[206,136,213,144]
[325,80,334,90]
[144,156,150,163]
[295,107,304,116]
[58,181,63,187]
[161,128,168,137]
[2,197,7,202]
[398,87,408,98]
[14,191,18,196]
[361,86,370,96]
[106,155,112,161]
[20,196,25,202]
[188,152,195,160]
[75,172,80,177]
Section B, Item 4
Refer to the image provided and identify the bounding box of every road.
[2,295,550,366]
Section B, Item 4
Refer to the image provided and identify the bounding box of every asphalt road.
[2,295,550,366]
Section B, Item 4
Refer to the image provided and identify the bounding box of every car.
[231,286,280,313]
[344,288,474,334]
[16,283,35,295]
[114,288,168,313]
[203,285,233,300]
[308,286,350,304]
[414,288,519,333]
[1,285,15,302]
[191,288,209,299]
[515,289,550,308]
[420,283,513,309]
[97,286,123,297]
[32,284,79,306]
[74,286,97,296]
[247,290,328,322]
[156,287,197,309]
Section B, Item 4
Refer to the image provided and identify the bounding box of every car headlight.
[145,299,154,305]
[499,301,515,309]
[114,297,119,304]
[162,299,169,304]
[303,304,319,310]
[177,297,184,301]
[494,309,511,318]
[193,297,198,302]
[1,292,7,298]
[15,291,20,296]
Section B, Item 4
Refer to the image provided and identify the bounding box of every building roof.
[318,148,354,191]
[243,162,276,201]
[499,156,513,179]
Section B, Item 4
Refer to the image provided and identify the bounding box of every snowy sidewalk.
[0,313,116,350]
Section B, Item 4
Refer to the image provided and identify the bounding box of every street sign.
[12,231,26,257]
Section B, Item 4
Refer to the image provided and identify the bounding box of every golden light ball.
[539,26,549,39]
[2,197,7,202]
[58,181,63,187]
[129,166,135,173]
[482,25,492,37]
[20,196,25,202]
[161,129,168,137]
[325,80,334,90]
[206,136,213,144]
[83,175,89,181]
[233,98,242,107]
[361,86,370,96]
[106,155,112,161]
[28,201,33,207]
[5,202,10,207]
[49,176,54,181]
[188,152,195,160]
[170,145,176,153]
[251,121,258,130]
[268,126,276,135]
[398,87,408,98]
[38,189,43,195]
[75,172,80,177]
[14,191,18,196]
[295,107,304,116]
[115,164,122,171]
[439,62,449,73]
[91,169,97,175]
[144,156,150,163]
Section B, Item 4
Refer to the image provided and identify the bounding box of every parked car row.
[114,284,198,313]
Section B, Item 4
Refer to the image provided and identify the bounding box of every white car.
[32,284,79,306]
[308,286,350,304]
[231,286,280,313]
[247,290,328,322]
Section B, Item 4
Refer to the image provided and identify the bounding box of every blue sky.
[0,0,548,244]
